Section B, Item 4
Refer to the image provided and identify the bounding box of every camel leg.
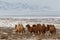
[21,31,24,34]
[17,31,20,34]
[50,32,56,36]
[32,32,35,36]
[38,31,40,35]
[40,32,42,36]
[23,30,25,34]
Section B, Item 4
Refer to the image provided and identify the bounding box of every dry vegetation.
[0,27,60,40]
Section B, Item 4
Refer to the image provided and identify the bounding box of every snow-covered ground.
[0,17,60,28]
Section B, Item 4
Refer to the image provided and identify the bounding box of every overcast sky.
[0,0,60,17]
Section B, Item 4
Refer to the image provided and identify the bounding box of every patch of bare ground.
[0,27,60,40]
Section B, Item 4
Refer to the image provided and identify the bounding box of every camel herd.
[14,23,56,36]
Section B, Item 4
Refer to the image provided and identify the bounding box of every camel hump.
[32,24,36,27]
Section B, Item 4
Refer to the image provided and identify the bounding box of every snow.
[0,17,60,29]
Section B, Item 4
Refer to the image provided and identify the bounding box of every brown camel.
[46,24,56,35]
[14,24,25,34]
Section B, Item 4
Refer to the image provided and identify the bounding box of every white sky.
[0,0,60,16]
[0,0,60,11]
